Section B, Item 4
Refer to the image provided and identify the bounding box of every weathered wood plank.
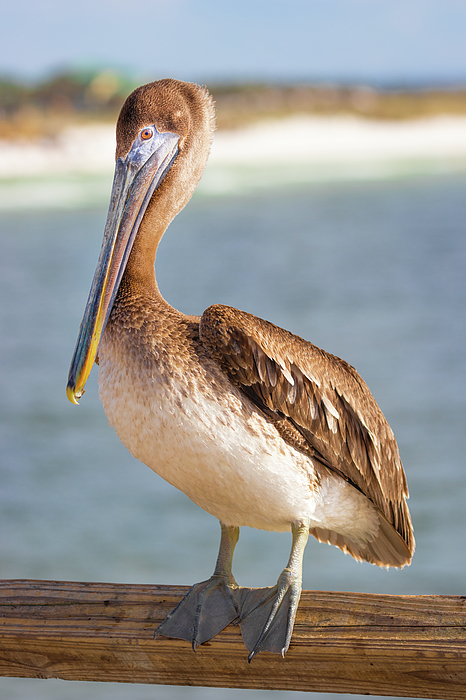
[1,579,466,698]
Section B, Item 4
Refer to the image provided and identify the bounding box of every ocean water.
[0,173,465,699]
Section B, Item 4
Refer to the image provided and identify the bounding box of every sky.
[1,0,466,85]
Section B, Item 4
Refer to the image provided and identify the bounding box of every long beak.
[67,128,179,404]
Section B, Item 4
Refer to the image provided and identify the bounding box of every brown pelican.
[67,79,414,660]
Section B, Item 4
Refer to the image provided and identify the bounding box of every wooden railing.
[1,579,465,698]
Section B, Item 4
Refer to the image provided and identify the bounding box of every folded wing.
[200,304,414,567]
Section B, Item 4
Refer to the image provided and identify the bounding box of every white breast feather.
[97,336,380,542]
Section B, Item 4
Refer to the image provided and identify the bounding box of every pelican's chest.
[97,316,220,461]
[95,316,316,530]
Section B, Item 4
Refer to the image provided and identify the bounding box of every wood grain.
[1,580,466,698]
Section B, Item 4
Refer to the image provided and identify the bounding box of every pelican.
[67,78,414,660]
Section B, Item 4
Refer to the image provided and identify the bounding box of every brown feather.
[200,303,414,565]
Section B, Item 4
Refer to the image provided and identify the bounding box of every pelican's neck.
[122,190,173,301]
[116,81,215,304]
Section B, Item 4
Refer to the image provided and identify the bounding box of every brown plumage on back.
[67,78,414,662]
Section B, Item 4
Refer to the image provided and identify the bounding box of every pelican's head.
[66,79,215,404]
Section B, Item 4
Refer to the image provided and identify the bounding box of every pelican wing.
[200,304,414,560]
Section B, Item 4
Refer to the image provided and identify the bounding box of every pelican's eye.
[141,128,153,140]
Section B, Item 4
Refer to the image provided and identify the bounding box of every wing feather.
[200,304,414,563]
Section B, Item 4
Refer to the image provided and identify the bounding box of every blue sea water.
[0,173,465,699]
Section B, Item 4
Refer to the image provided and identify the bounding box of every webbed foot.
[156,574,241,649]
[238,519,309,660]
[156,523,241,649]
[238,567,302,660]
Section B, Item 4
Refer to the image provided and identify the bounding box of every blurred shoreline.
[2,73,466,208]
[3,72,466,136]
[1,113,466,209]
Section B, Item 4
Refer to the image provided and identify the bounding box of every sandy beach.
[1,115,466,207]
[2,114,466,176]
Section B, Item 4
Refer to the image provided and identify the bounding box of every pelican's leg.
[156,523,240,649]
[238,519,309,661]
